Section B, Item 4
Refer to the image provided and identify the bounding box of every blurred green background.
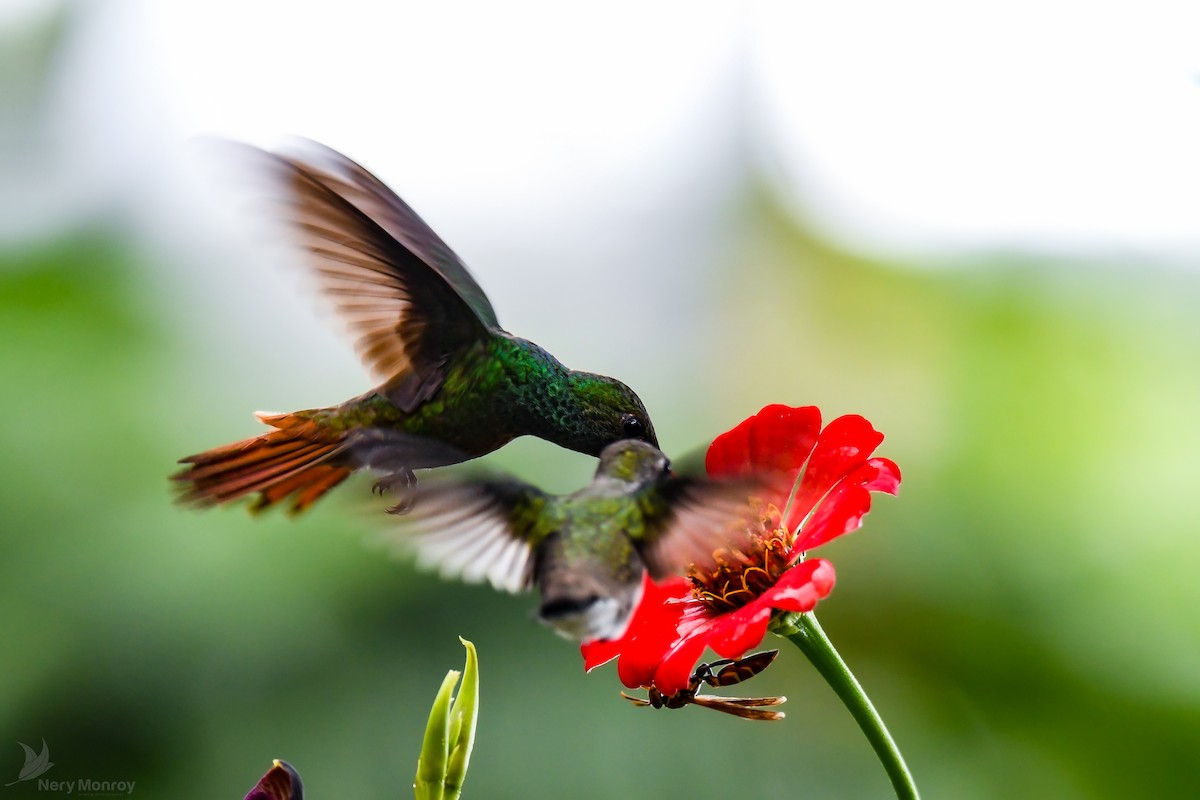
[3,5,1199,799]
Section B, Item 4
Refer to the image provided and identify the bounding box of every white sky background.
[753,2,1200,260]
[5,0,1200,262]
[155,0,1200,262]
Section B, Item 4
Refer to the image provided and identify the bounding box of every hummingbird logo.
[5,739,53,786]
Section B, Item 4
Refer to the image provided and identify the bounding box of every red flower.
[582,404,900,696]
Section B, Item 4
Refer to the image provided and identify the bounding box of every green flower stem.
[773,611,919,800]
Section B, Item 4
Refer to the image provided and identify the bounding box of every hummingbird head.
[564,372,658,454]
[594,439,670,487]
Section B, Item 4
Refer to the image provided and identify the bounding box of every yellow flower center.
[686,501,794,613]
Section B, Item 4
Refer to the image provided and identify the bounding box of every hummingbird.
[390,439,760,642]
[174,140,657,513]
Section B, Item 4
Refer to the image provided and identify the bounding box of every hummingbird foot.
[373,468,418,514]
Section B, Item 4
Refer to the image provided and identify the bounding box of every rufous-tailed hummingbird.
[174,140,656,513]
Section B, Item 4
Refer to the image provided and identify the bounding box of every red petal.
[652,633,714,696]
[747,404,822,475]
[705,415,754,476]
[706,404,821,478]
[762,558,837,611]
[616,645,663,690]
[580,575,693,688]
[864,457,902,495]
[792,459,899,555]
[581,637,620,672]
[704,599,775,660]
[786,414,884,531]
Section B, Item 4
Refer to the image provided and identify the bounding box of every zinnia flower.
[581,404,900,697]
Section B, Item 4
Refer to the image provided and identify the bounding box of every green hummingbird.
[174,140,656,513]
[391,439,759,642]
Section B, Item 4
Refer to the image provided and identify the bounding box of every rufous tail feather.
[173,411,351,513]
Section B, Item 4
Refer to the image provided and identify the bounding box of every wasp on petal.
[620,650,785,722]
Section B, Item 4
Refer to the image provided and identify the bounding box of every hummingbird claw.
[386,496,415,515]
[374,468,417,514]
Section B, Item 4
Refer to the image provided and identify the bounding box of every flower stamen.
[687,501,795,614]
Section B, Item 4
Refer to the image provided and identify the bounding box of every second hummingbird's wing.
[634,476,762,581]
[386,475,551,594]
[254,141,499,412]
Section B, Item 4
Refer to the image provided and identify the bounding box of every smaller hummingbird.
[390,439,759,642]
[173,140,656,513]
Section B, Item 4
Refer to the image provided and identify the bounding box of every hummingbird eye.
[621,413,645,440]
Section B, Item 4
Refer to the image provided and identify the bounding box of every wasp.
[620,650,785,721]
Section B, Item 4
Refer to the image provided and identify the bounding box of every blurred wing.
[637,476,762,580]
[279,139,500,328]
[388,475,549,594]
[251,142,496,411]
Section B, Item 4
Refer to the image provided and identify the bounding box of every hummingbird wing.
[386,474,551,594]
[256,141,499,411]
[633,475,762,581]
[279,140,500,329]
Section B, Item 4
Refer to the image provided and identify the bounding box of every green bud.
[414,639,479,800]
